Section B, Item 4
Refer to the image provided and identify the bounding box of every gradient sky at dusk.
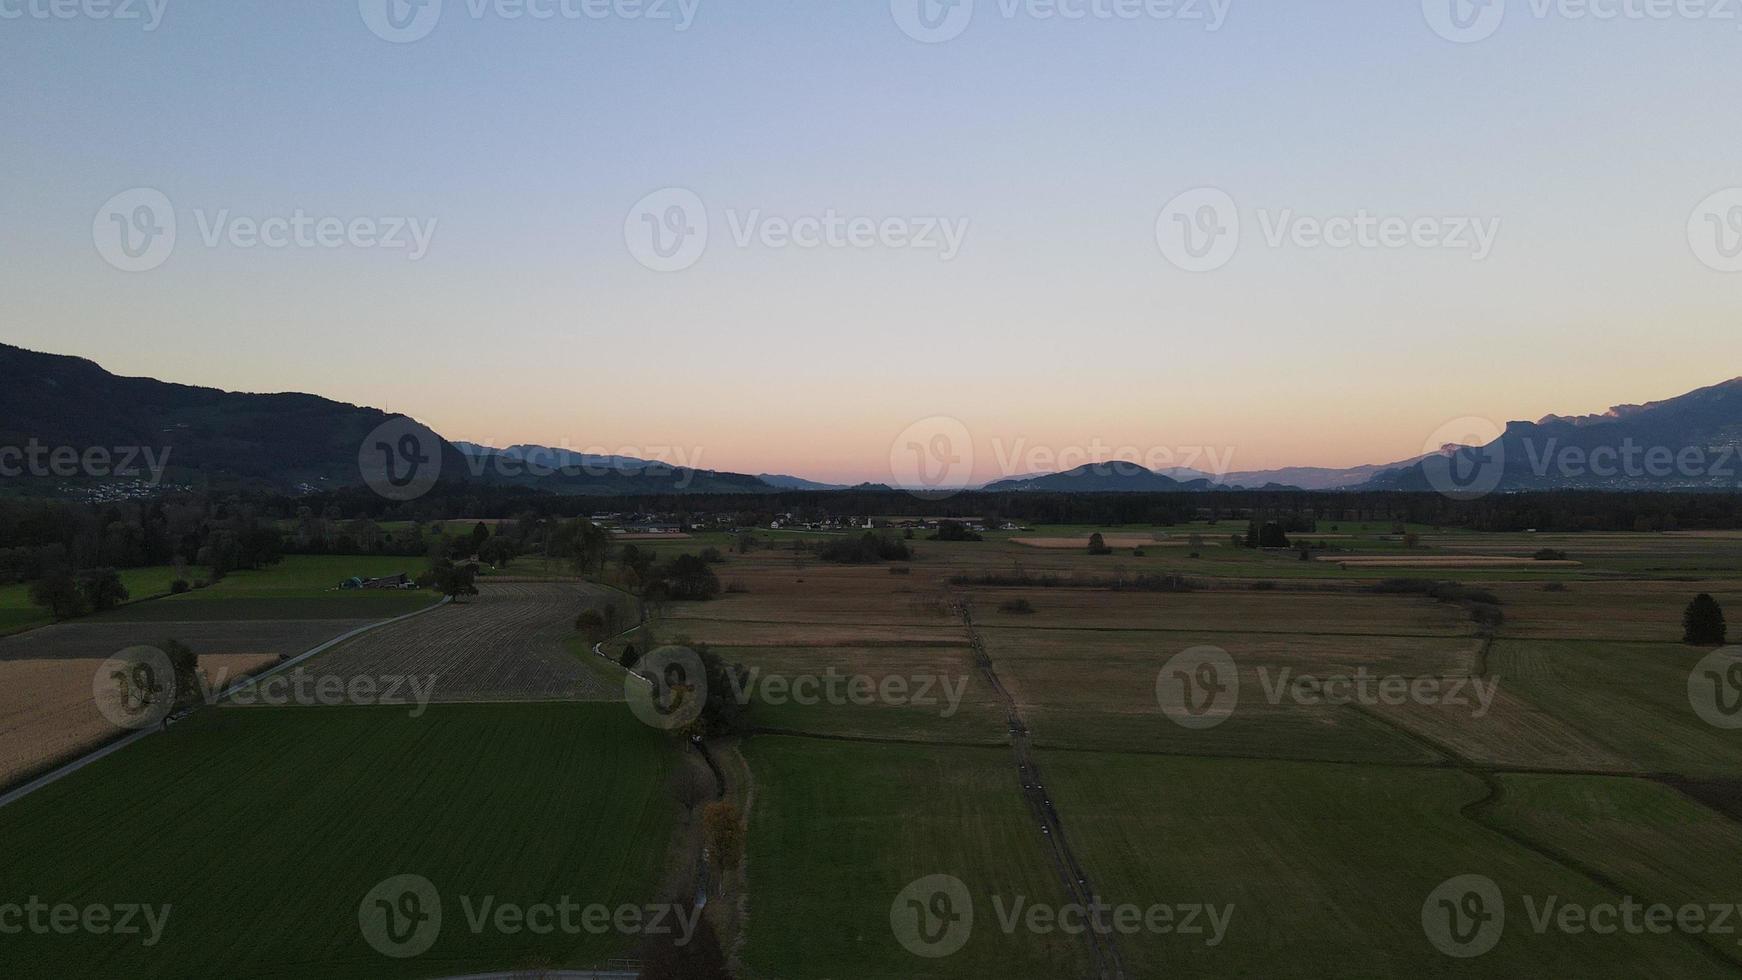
[5,1,1741,484]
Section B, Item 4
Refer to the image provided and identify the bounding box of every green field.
[741,735,1086,979]
[1039,752,1736,977]
[0,703,680,978]
[0,565,184,634]
[1485,774,1742,966]
[10,525,1742,978]
[95,555,434,622]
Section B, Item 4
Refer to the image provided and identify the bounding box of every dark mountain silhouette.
[7,343,1740,497]
[1363,378,1742,492]
[0,344,768,496]
[984,462,1236,493]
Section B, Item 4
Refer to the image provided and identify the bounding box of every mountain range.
[3,343,1739,497]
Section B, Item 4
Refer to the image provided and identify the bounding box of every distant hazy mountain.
[759,473,851,491]
[1364,378,1742,492]
[1158,453,1440,491]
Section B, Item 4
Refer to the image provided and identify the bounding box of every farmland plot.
[0,618,373,787]
[1040,752,1734,978]
[0,704,680,979]
[301,582,624,702]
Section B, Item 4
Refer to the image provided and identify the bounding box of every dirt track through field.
[955,598,1126,980]
[301,582,624,702]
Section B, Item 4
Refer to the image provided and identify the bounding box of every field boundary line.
[744,727,1011,750]
[1356,704,1742,975]
[211,596,451,703]
[0,596,451,812]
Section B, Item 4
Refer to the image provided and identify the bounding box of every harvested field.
[966,589,1476,636]
[716,644,1007,743]
[0,618,375,663]
[1012,535,1159,549]
[302,582,625,702]
[1486,581,1742,641]
[1323,556,1582,568]
[1369,686,1637,772]
[0,653,280,788]
[1487,640,1742,778]
[658,618,968,648]
[0,618,375,787]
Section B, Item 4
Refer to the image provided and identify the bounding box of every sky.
[4,0,1741,486]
